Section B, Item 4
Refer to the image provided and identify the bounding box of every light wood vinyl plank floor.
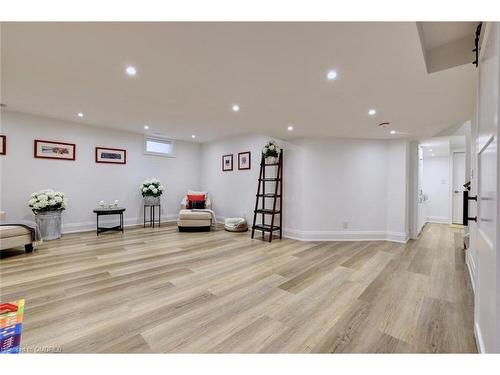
[0,223,476,353]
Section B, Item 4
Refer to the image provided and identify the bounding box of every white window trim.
[143,136,175,158]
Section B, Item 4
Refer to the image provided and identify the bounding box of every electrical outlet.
[343,221,349,229]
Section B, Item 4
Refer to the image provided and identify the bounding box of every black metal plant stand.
[144,204,161,228]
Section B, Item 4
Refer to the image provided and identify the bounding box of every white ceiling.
[419,22,477,50]
[1,22,475,142]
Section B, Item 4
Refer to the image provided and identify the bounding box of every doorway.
[418,134,466,228]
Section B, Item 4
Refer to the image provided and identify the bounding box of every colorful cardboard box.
[0,300,25,354]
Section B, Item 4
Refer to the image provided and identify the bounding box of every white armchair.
[177,191,213,232]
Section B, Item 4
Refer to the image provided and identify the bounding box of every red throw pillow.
[187,194,205,202]
[186,194,206,209]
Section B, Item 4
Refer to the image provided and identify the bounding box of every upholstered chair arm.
[180,196,188,209]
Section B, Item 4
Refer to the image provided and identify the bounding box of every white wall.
[200,134,268,223]
[0,112,201,232]
[1,111,411,243]
[422,156,451,223]
[294,138,408,242]
[386,140,410,238]
[200,135,410,242]
[408,141,420,239]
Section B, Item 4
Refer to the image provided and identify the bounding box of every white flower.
[152,188,158,194]
[148,184,155,190]
[29,189,66,211]
[142,188,148,193]
[158,185,164,191]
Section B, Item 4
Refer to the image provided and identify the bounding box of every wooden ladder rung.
[255,209,280,214]
[253,224,281,232]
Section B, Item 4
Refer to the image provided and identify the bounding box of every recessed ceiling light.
[77,112,84,118]
[368,109,377,116]
[287,125,294,131]
[327,70,337,80]
[429,149,433,152]
[232,104,240,112]
[191,135,196,139]
[126,66,137,76]
[390,130,396,135]
[144,125,149,130]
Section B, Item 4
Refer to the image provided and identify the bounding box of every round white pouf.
[224,217,248,232]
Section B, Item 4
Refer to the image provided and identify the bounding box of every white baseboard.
[282,229,409,243]
[465,249,476,294]
[61,215,178,234]
[215,215,407,243]
[474,321,486,353]
[426,216,451,224]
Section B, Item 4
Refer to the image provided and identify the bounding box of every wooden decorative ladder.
[251,149,283,242]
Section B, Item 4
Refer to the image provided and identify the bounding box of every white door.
[452,152,465,224]
[474,22,499,353]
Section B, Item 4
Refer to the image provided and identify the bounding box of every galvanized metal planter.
[35,210,62,240]
[265,156,278,164]
[143,196,161,206]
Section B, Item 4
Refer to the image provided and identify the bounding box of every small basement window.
[144,136,174,157]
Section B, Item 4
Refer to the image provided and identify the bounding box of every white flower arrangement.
[262,140,281,158]
[28,189,67,213]
[140,178,164,197]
